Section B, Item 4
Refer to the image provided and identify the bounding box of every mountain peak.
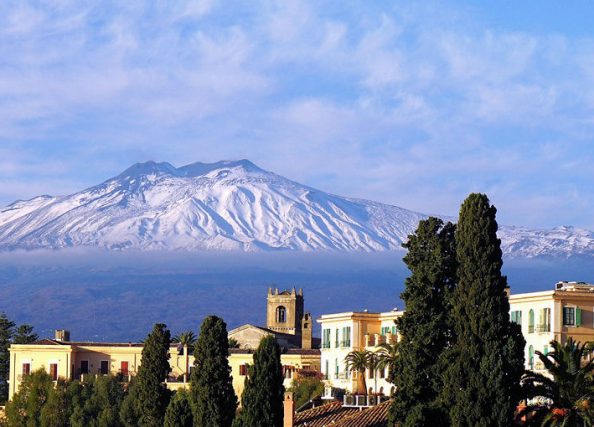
[178,159,264,177]
[118,161,178,178]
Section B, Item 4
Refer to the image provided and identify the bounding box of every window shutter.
[576,307,582,327]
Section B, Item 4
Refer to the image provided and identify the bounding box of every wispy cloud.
[1,1,594,228]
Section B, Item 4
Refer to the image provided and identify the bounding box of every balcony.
[534,324,551,333]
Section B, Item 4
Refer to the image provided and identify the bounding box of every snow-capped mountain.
[0,160,593,257]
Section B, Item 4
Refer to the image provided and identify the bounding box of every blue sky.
[1,0,594,228]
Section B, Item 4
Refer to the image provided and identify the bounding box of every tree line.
[2,317,286,427]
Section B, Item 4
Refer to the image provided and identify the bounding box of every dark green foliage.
[5,369,53,426]
[191,315,237,427]
[164,390,193,427]
[520,338,594,426]
[40,379,71,427]
[121,323,172,426]
[70,375,126,427]
[12,325,38,345]
[389,217,456,426]
[289,376,324,409]
[0,313,15,404]
[234,335,284,427]
[441,193,525,426]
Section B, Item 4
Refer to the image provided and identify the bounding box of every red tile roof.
[295,401,360,427]
[294,400,392,427]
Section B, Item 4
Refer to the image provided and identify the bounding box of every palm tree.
[520,338,594,426]
[345,350,372,395]
[173,331,197,382]
[376,342,399,387]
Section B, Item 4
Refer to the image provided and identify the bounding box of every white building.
[317,310,402,395]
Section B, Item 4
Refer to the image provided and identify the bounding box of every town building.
[316,309,402,395]
[509,281,594,372]
[7,288,321,401]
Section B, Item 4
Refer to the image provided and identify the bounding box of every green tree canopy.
[234,335,284,427]
[121,323,171,426]
[344,350,371,395]
[0,313,15,404]
[441,193,525,426]
[389,217,456,426]
[191,315,237,427]
[12,325,38,345]
[5,369,53,426]
[164,390,193,427]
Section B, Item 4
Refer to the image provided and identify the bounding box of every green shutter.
[543,345,548,355]
[576,307,582,327]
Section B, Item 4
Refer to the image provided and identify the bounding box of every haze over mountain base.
[1,250,592,341]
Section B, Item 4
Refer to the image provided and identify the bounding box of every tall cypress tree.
[121,323,171,426]
[0,312,15,404]
[191,315,237,427]
[441,193,525,426]
[164,390,193,427]
[389,217,456,427]
[234,335,284,427]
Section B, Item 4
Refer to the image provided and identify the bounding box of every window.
[381,327,390,336]
[510,310,522,326]
[100,360,109,375]
[391,326,398,335]
[538,308,551,332]
[120,361,129,376]
[543,345,548,356]
[528,345,534,370]
[239,364,248,376]
[335,329,340,348]
[80,360,89,374]
[49,363,58,381]
[22,363,31,376]
[342,326,351,347]
[325,360,329,379]
[322,329,331,349]
[335,359,339,379]
[528,309,535,333]
[563,307,576,326]
[276,306,286,323]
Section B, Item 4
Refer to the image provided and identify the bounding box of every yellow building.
[509,281,594,372]
[317,310,402,395]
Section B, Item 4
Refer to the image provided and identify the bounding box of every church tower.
[266,287,304,336]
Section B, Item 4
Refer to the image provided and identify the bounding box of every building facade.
[509,281,594,372]
[317,310,402,395]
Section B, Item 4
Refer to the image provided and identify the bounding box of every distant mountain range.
[0,159,593,258]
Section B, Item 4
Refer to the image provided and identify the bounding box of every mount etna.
[1,160,594,340]
[1,159,593,258]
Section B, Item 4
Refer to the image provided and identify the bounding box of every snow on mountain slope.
[0,159,592,257]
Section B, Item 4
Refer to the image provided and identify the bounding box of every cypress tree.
[441,193,525,426]
[121,323,171,426]
[389,217,456,427]
[235,335,284,427]
[0,312,15,404]
[13,324,38,345]
[191,315,237,427]
[164,390,193,427]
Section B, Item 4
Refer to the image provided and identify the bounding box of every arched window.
[277,306,286,323]
[528,345,534,370]
[528,309,535,333]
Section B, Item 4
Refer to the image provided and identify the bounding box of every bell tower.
[266,287,304,335]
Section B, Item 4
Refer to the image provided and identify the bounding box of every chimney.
[55,330,70,342]
[284,392,295,427]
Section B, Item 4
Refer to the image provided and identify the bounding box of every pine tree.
[164,390,193,427]
[234,335,284,427]
[441,193,525,426]
[0,312,15,404]
[389,217,456,427]
[121,323,172,426]
[191,315,237,427]
[13,324,38,345]
[40,379,72,427]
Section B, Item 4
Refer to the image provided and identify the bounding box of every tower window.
[277,306,287,323]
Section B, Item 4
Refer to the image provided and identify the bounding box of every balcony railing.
[535,324,551,333]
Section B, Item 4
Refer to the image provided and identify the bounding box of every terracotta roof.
[295,401,360,427]
[334,400,391,427]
